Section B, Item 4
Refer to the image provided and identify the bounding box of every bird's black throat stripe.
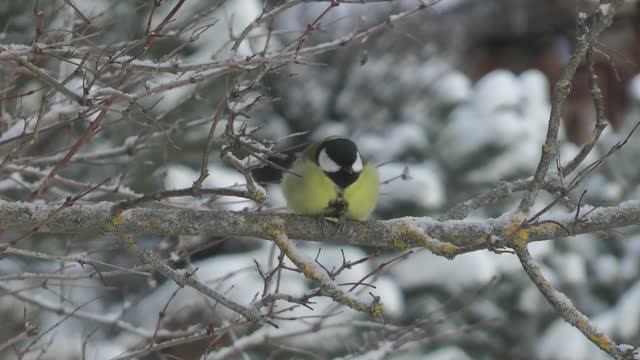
[326,169,359,189]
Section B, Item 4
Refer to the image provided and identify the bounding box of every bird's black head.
[316,138,363,188]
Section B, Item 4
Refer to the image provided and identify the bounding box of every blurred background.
[1,0,640,359]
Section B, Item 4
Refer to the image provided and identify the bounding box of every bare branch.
[562,47,608,177]
[270,231,382,319]
[512,242,636,359]
[518,0,623,214]
[122,236,269,326]
[0,283,176,338]
[0,322,38,352]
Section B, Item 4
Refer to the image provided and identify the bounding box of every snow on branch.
[2,199,640,256]
[1,0,639,358]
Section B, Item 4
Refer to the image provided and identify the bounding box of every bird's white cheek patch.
[318,148,341,173]
[352,153,363,173]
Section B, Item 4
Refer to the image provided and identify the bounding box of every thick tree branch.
[2,200,640,255]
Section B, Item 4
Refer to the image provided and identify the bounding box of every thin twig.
[123,236,270,326]
[562,47,608,177]
[518,1,623,214]
[269,230,383,319]
[512,242,635,359]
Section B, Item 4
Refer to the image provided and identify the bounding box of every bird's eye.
[318,148,341,173]
[352,152,363,173]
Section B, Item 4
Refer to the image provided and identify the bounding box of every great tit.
[282,136,379,221]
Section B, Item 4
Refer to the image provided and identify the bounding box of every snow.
[132,0,268,112]
[311,121,349,141]
[378,162,445,210]
[4,1,640,356]
[162,164,253,210]
[619,199,640,209]
[0,117,33,143]
[0,103,82,142]
[276,1,397,36]
[256,114,292,139]
[550,253,587,285]
[593,254,620,283]
[83,341,128,360]
[584,174,624,201]
[431,71,471,104]
[370,277,405,319]
[518,285,547,314]
[340,341,395,360]
[623,240,640,273]
[599,4,611,15]
[287,244,403,319]
[0,43,31,51]
[439,106,514,163]
[14,333,126,360]
[518,263,561,313]
[464,111,546,182]
[250,297,363,353]
[9,81,42,113]
[163,164,199,190]
[139,73,198,112]
[387,250,498,292]
[148,0,267,61]
[0,255,23,276]
[630,74,640,102]
[357,122,429,163]
[529,240,555,259]
[201,248,305,304]
[297,244,370,284]
[127,243,306,330]
[266,184,287,209]
[0,172,24,191]
[258,239,408,319]
[617,344,636,352]
[330,56,466,133]
[470,70,522,114]
[276,239,380,318]
[423,347,473,360]
[536,319,612,360]
[612,281,640,339]
[437,69,551,182]
[519,69,551,107]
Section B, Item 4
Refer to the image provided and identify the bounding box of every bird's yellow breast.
[282,159,379,220]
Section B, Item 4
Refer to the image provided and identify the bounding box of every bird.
[282,136,379,222]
